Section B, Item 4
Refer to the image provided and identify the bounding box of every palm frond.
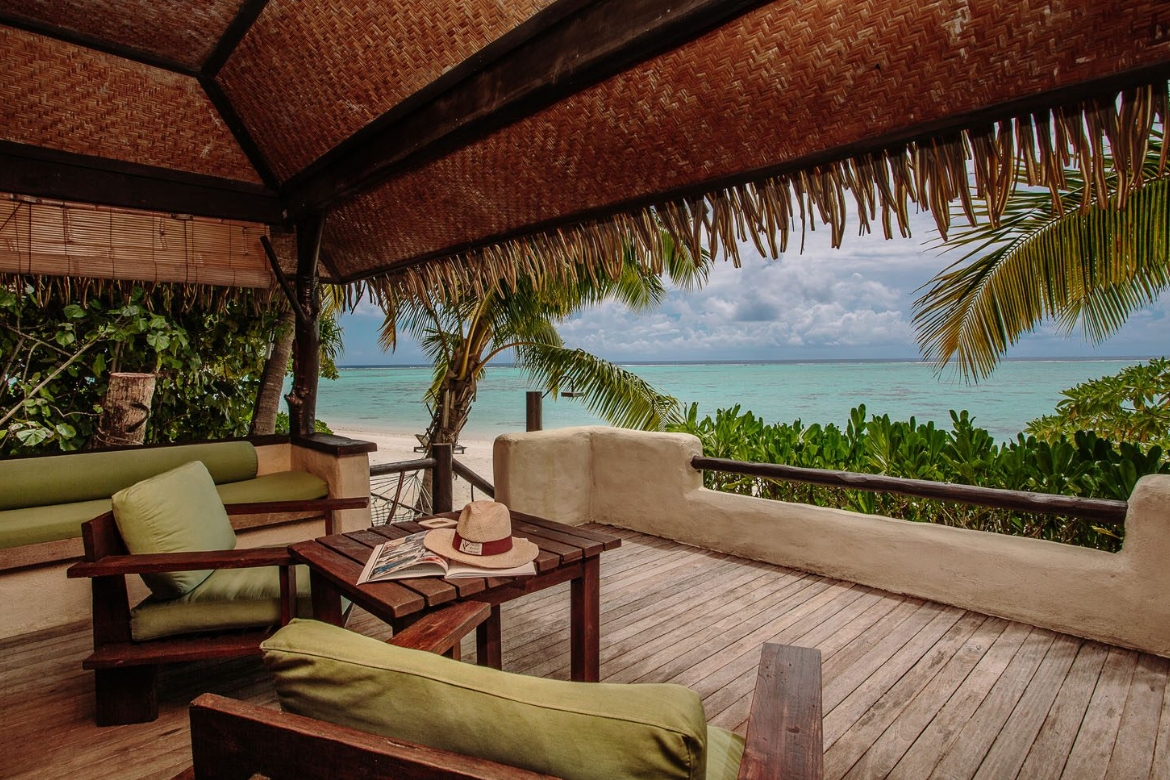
[516,345,680,431]
[915,175,1170,378]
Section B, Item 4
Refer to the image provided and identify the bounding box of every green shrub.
[668,403,1169,551]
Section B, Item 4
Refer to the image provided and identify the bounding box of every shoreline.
[334,428,497,509]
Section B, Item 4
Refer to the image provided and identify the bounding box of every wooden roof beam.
[281,0,770,219]
[0,142,282,224]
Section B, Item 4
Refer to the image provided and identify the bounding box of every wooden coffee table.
[288,512,621,681]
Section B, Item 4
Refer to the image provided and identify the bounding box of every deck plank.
[1104,653,1170,780]
[1060,647,1139,780]
[4,526,1169,780]
[971,633,1082,780]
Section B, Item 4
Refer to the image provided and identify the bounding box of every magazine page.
[357,532,450,584]
[444,560,537,579]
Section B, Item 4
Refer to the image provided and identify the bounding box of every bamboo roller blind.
[0,194,272,288]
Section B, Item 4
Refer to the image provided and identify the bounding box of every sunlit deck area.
[5,525,1169,780]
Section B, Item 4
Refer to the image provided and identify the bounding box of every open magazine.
[357,531,537,584]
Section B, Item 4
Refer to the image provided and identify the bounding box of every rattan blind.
[0,195,272,288]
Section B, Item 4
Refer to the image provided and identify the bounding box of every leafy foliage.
[1026,359,1170,450]
[668,403,1169,551]
[380,231,708,445]
[915,132,1169,379]
[1,283,282,454]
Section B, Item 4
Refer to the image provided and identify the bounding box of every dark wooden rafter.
[281,0,772,218]
[0,6,281,207]
[0,11,195,74]
[0,141,281,223]
[287,213,326,438]
[199,77,280,191]
[333,60,1170,284]
[202,0,272,76]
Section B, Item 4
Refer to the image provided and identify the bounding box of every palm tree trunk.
[90,372,156,448]
[419,371,478,512]
[250,310,295,436]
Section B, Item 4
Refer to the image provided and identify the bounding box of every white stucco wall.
[495,426,1170,658]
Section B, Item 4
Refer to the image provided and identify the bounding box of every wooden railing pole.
[690,456,1129,524]
[432,444,454,514]
[526,391,542,432]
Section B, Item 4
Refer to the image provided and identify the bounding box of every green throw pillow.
[262,619,710,780]
[112,460,237,600]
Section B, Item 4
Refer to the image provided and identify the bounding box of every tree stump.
[91,372,156,448]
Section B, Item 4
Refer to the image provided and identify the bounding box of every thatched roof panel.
[218,0,555,180]
[0,27,260,182]
[0,0,244,69]
[325,0,1170,281]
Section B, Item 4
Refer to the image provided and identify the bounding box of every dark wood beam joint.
[283,0,769,217]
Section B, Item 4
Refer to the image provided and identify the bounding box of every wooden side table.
[289,512,621,681]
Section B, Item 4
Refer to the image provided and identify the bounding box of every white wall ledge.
[496,426,1170,657]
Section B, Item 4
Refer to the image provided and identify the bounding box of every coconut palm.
[914,132,1169,379]
[378,236,707,451]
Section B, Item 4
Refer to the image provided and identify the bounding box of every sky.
[336,210,1168,366]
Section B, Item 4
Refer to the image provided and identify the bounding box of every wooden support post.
[526,391,542,432]
[432,443,453,514]
[288,214,325,438]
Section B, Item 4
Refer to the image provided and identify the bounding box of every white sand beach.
[333,428,497,510]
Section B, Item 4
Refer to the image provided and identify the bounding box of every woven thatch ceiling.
[1,0,1168,294]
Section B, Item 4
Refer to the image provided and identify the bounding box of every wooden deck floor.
[4,526,1170,779]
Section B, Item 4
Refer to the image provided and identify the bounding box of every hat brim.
[423,529,540,569]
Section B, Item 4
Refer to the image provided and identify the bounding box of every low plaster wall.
[495,427,1170,658]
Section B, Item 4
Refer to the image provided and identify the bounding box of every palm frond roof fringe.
[0,0,1167,299]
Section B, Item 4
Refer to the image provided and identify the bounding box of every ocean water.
[314,359,1146,443]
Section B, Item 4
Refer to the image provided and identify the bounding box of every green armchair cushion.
[262,619,715,780]
[215,471,328,503]
[112,461,237,600]
[131,564,313,641]
[0,440,257,510]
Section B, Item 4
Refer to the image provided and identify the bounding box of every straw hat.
[424,501,539,569]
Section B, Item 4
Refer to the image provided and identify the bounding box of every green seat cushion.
[216,471,328,504]
[263,620,712,780]
[0,440,257,510]
[112,461,237,600]
[0,497,111,549]
[706,726,746,780]
[131,564,313,641]
[0,470,327,550]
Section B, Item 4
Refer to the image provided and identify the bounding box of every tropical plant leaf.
[516,345,679,431]
[915,133,1170,379]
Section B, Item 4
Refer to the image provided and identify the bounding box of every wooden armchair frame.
[176,638,823,780]
[66,497,367,726]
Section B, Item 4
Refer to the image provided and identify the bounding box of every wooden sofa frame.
[66,497,367,726]
[174,637,824,780]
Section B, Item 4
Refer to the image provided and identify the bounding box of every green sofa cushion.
[706,726,746,780]
[262,620,714,780]
[0,440,258,510]
[0,471,327,550]
[0,498,113,549]
[113,461,237,600]
[131,564,313,641]
[216,471,328,504]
